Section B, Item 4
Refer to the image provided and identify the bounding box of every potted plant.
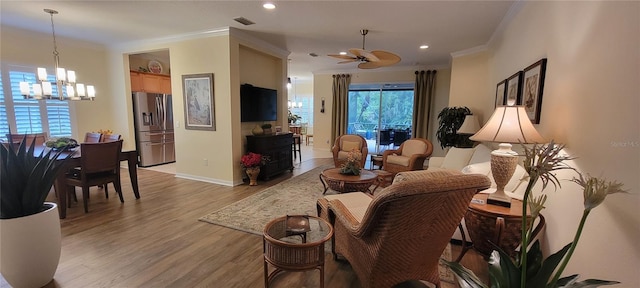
[444,141,626,288]
[240,152,268,186]
[436,106,472,149]
[0,138,73,288]
[288,109,301,124]
[261,123,273,135]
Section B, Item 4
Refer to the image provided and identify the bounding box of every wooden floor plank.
[0,157,488,288]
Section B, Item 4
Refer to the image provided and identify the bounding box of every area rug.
[198,164,455,283]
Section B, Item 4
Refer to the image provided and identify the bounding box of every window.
[1,66,72,141]
[348,83,414,154]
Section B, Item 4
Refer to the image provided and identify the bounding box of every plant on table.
[444,141,626,288]
[436,106,472,149]
[340,148,362,176]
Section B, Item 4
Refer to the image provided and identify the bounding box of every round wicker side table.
[263,215,333,288]
[319,168,377,195]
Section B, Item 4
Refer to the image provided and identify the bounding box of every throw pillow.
[341,140,360,152]
[441,147,475,170]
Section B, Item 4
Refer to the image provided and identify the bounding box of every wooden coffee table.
[319,168,377,194]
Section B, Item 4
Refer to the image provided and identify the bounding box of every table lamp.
[457,114,480,135]
[469,106,545,207]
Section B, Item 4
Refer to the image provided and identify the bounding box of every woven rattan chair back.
[329,170,490,288]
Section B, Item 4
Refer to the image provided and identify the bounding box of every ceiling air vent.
[233,17,255,26]
[308,53,318,57]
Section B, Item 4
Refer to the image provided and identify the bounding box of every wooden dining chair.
[84,132,103,143]
[6,132,47,147]
[100,134,122,142]
[65,140,124,213]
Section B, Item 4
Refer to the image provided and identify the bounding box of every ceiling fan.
[328,29,401,69]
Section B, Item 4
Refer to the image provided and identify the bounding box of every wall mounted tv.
[240,84,278,122]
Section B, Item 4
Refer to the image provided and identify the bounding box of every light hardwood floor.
[1,151,488,288]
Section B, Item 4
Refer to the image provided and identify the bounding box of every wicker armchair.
[323,170,490,288]
[331,134,368,168]
[382,138,433,174]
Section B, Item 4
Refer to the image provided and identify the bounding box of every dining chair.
[84,132,102,143]
[6,132,47,148]
[100,134,122,142]
[65,140,124,213]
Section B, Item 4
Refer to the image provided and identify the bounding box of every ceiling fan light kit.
[328,29,401,69]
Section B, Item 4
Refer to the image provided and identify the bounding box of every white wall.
[451,1,640,285]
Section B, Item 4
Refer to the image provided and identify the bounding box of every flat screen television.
[240,84,278,122]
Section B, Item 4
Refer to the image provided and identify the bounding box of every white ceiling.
[1,1,515,81]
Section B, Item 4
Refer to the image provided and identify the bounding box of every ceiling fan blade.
[370,50,401,66]
[348,48,366,58]
[328,54,357,60]
[360,50,380,62]
[358,61,381,69]
[337,59,358,64]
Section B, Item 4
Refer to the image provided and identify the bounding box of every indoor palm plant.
[436,106,472,149]
[445,141,625,288]
[1,137,73,287]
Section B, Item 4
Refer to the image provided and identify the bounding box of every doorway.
[347,83,414,155]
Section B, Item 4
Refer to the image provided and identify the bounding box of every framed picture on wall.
[182,73,216,131]
[505,71,523,106]
[495,79,507,107]
[521,58,547,124]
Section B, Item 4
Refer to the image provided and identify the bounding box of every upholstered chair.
[331,134,368,168]
[318,170,491,288]
[382,138,433,174]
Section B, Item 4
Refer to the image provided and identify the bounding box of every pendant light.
[20,9,95,101]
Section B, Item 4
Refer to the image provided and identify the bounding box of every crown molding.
[229,27,290,59]
[111,27,230,51]
[488,0,526,46]
[450,45,489,58]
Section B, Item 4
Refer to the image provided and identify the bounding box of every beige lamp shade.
[469,106,545,207]
[469,106,545,144]
[457,115,480,135]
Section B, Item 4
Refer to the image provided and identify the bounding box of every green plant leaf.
[525,240,544,282]
[559,276,620,288]
[488,249,520,288]
[1,137,73,219]
[524,242,572,287]
[442,259,488,288]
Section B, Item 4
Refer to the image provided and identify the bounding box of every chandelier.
[19,9,95,101]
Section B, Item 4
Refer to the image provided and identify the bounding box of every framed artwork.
[495,79,507,107]
[182,73,216,131]
[521,58,547,124]
[505,71,523,106]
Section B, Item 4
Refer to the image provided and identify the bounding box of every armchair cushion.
[386,154,410,166]
[341,140,361,152]
[325,192,372,223]
[441,147,475,170]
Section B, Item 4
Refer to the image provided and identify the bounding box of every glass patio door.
[347,83,414,155]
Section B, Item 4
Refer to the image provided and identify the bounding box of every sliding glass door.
[347,83,414,154]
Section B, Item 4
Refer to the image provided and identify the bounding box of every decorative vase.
[246,167,261,186]
[252,125,264,136]
[0,202,62,288]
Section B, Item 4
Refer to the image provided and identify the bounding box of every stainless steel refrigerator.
[132,92,175,167]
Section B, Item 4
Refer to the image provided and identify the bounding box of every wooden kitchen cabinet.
[130,71,172,94]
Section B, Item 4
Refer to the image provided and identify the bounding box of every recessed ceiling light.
[420,45,429,49]
[339,51,347,55]
[263,3,276,9]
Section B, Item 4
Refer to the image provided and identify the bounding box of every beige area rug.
[198,164,455,284]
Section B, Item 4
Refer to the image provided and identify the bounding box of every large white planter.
[0,202,61,288]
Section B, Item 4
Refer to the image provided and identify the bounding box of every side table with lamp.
[455,105,547,261]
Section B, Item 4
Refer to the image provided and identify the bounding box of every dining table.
[35,146,140,219]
